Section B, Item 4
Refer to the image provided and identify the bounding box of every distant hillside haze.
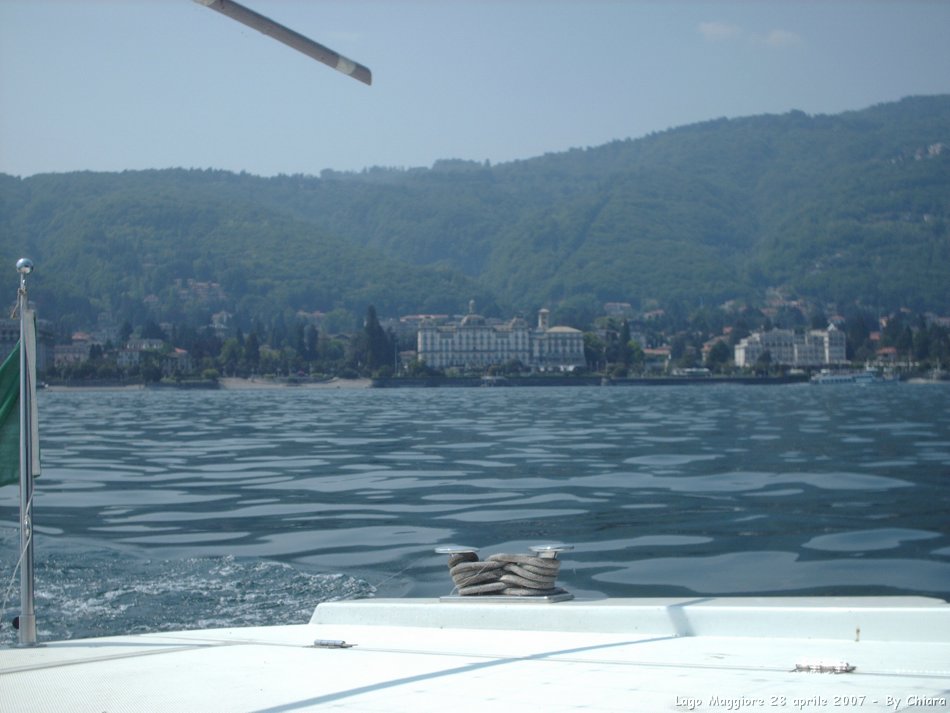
[2,95,948,332]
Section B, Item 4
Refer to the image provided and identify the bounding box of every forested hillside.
[2,95,948,334]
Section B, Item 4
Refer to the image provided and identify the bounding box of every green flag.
[0,342,20,487]
[0,307,40,488]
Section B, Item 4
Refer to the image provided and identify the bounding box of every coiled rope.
[447,551,566,597]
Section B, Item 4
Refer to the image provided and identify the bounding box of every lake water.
[1,382,948,643]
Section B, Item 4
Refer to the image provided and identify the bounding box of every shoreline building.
[1,316,54,372]
[531,309,587,371]
[734,325,846,368]
[417,303,585,372]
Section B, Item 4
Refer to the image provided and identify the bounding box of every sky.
[1,0,949,178]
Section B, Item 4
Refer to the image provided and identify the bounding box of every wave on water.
[1,384,949,642]
[0,544,374,645]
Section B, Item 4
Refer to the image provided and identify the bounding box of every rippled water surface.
[2,383,948,642]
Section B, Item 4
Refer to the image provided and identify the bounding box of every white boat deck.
[2,596,949,712]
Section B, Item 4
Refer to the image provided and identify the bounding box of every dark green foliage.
[705,341,732,372]
[356,305,394,374]
[1,96,948,332]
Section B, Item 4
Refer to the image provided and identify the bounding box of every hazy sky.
[2,0,949,177]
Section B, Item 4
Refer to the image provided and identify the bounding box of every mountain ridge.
[2,95,948,333]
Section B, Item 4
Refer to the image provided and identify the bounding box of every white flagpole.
[16,258,37,646]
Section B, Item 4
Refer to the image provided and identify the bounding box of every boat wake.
[0,547,374,645]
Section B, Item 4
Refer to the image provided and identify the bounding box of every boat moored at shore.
[810,369,895,385]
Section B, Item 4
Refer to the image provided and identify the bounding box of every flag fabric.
[0,307,41,488]
[0,341,20,487]
[24,308,41,479]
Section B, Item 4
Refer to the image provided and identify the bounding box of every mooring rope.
[446,551,566,596]
[368,551,437,592]
[0,489,35,631]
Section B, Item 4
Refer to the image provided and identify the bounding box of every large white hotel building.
[734,325,847,368]
[417,303,586,371]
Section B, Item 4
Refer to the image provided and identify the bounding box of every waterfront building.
[111,338,168,370]
[1,316,54,372]
[417,304,585,372]
[530,309,586,370]
[734,325,846,368]
[54,342,93,368]
[161,348,194,377]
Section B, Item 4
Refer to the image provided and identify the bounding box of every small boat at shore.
[810,369,891,385]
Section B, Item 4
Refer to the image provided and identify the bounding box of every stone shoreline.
[218,377,372,390]
[44,377,372,392]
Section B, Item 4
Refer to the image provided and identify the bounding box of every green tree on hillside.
[705,340,732,373]
[350,305,394,374]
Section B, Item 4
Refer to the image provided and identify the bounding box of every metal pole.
[16,258,37,646]
[194,0,372,85]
